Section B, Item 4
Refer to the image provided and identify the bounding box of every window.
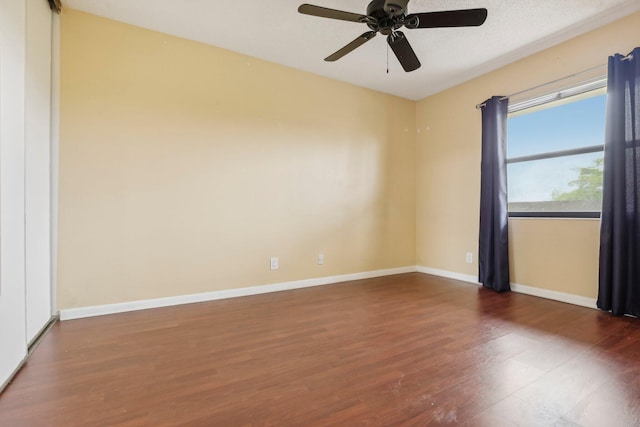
[507,81,606,218]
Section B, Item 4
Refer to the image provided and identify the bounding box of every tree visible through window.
[552,158,603,202]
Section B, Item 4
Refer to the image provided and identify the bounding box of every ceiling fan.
[298,0,487,72]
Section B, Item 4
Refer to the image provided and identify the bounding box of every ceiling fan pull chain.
[386,42,389,74]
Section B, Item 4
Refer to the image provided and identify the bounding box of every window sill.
[509,212,600,220]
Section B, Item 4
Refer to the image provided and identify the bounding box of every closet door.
[25,0,53,344]
[0,0,28,388]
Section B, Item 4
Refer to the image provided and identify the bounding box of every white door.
[25,0,53,344]
[0,0,28,388]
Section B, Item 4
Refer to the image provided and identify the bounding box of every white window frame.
[507,79,607,218]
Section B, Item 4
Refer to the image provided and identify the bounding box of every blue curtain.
[598,47,640,316]
[479,96,511,292]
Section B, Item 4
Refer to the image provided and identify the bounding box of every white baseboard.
[59,264,598,321]
[416,265,598,310]
[59,266,417,321]
[416,266,480,285]
[509,283,597,309]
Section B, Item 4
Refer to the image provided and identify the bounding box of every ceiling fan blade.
[406,8,488,28]
[298,4,367,23]
[387,31,420,72]
[325,31,377,62]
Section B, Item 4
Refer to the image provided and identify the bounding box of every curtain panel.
[598,47,640,316]
[479,96,511,292]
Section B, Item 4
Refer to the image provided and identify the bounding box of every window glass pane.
[508,151,603,212]
[508,94,606,159]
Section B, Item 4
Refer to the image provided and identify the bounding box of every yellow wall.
[59,7,640,309]
[416,12,640,298]
[58,9,416,309]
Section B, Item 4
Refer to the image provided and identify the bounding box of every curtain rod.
[475,52,634,110]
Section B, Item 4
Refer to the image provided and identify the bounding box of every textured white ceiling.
[63,0,640,100]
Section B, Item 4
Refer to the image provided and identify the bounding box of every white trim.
[416,266,480,285]
[508,79,607,114]
[416,265,597,310]
[58,266,417,320]
[510,282,597,310]
[49,11,60,317]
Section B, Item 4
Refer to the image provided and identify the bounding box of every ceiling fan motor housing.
[367,0,407,18]
[383,0,409,16]
[366,0,408,35]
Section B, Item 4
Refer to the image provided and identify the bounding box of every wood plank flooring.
[1,273,640,426]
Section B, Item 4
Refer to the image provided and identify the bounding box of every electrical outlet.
[466,252,473,264]
[270,257,279,270]
[317,254,325,265]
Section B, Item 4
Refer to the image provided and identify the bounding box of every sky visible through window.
[507,94,606,203]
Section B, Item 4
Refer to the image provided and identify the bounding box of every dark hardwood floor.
[1,273,639,426]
